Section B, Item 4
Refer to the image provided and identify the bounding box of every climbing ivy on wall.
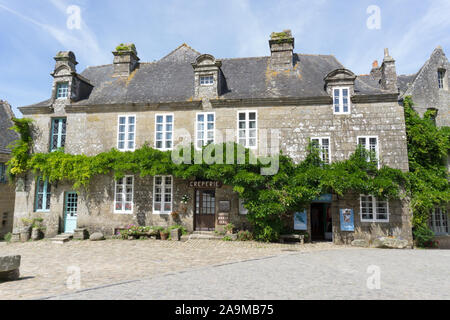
[6,117,410,242]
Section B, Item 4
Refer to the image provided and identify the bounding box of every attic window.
[200,75,214,86]
[438,69,446,89]
[56,83,69,99]
[333,87,350,114]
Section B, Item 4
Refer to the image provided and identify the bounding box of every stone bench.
[279,234,305,244]
[0,255,21,282]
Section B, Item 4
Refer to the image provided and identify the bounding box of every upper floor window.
[0,163,7,183]
[56,83,69,99]
[238,111,257,149]
[358,136,379,167]
[360,195,389,223]
[35,177,51,212]
[153,175,172,214]
[239,198,248,215]
[430,207,448,235]
[196,112,215,149]
[117,115,136,151]
[155,114,173,151]
[200,75,214,86]
[114,176,134,214]
[311,137,331,164]
[438,69,446,89]
[50,118,66,151]
[333,87,350,114]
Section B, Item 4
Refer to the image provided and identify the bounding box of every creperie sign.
[188,181,223,188]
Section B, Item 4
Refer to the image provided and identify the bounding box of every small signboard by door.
[64,192,78,233]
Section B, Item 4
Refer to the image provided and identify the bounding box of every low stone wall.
[435,235,450,249]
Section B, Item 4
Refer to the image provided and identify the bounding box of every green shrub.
[413,225,437,248]
[237,230,253,241]
[3,232,12,242]
[222,235,234,241]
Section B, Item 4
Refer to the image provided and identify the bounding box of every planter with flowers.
[179,194,190,213]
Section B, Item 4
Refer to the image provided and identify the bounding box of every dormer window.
[333,87,350,114]
[200,75,214,86]
[56,82,69,99]
[438,69,446,89]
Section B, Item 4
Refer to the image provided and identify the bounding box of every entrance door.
[194,190,216,231]
[311,203,325,241]
[64,192,78,233]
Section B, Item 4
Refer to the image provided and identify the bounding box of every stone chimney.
[112,43,140,77]
[380,48,398,92]
[269,30,295,70]
[52,51,78,76]
[370,60,381,78]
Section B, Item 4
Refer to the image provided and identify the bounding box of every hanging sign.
[340,208,355,231]
[188,181,223,189]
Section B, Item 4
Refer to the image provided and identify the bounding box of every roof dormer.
[192,54,223,99]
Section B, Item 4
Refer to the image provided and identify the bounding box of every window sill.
[114,211,133,215]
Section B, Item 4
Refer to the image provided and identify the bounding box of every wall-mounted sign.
[313,194,333,203]
[217,212,229,225]
[294,210,307,231]
[219,200,230,212]
[340,208,355,231]
[189,181,223,189]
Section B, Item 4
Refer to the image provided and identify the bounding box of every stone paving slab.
[0,239,343,300]
[48,248,450,300]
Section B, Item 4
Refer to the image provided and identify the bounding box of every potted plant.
[31,218,45,241]
[159,228,170,240]
[170,211,180,220]
[224,223,235,235]
[20,218,33,242]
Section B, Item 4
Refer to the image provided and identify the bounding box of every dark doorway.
[311,203,332,241]
[194,189,216,231]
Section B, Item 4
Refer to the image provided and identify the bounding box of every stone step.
[192,231,216,235]
[51,237,70,244]
[188,234,223,240]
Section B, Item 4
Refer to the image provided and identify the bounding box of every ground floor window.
[360,195,389,222]
[35,177,51,212]
[0,163,6,183]
[153,176,172,214]
[430,207,449,235]
[114,176,134,214]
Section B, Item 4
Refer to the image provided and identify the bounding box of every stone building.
[0,100,19,239]
[14,31,413,244]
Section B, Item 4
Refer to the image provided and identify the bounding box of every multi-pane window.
[438,70,445,89]
[358,136,379,167]
[56,83,69,99]
[117,115,136,151]
[196,113,215,149]
[239,199,248,215]
[430,207,448,235]
[333,87,350,114]
[114,176,134,214]
[200,75,214,86]
[35,177,51,212]
[50,118,67,151]
[238,111,257,149]
[155,114,173,151]
[311,137,331,164]
[153,176,172,214]
[0,163,6,183]
[360,195,389,222]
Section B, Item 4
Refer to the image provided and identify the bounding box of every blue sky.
[0,0,449,116]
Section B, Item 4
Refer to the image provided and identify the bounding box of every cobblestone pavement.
[48,247,450,300]
[0,239,344,300]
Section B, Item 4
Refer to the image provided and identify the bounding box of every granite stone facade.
[14,31,417,244]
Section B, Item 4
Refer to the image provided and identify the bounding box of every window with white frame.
[360,195,389,222]
[153,176,173,214]
[239,198,248,215]
[0,163,7,183]
[114,176,134,214]
[196,112,215,149]
[311,137,331,164]
[155,114,173,150]
[438,70,445,89]
[430,207,448,235]
[333,87,350,114]
[56,83,69,99]
[117,115,136,151]
[358,136,379,167]
[200,75,214,86]
[238,111,257,149]
[50,118,67,151]
[35,177,51,212]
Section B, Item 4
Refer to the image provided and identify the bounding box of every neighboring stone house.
[14,30,413,244]
[0,100,19,239]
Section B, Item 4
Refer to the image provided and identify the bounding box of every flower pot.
[31,228,44,241]
[160,231,169,240]
[20,227,32,242]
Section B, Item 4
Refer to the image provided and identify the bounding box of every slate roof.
[0,101,19,154]
[397,74,418,94]
[23,44,391,109]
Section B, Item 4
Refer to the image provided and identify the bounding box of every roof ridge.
[159,43,201,61]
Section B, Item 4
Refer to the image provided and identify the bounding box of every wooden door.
[194,190,216,231]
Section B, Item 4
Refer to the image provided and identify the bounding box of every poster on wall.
[294,210,307,231]
[340,208,355,231]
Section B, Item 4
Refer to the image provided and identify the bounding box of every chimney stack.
[112,43,140,77]
[269,30,295,70]
[380,48,397,92]
[52,51,78,75]
[370,60,381,78]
